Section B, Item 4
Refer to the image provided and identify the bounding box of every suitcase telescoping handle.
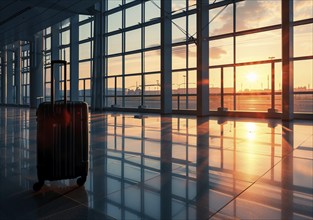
[51,60,67,107]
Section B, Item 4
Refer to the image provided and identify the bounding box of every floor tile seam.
[73,165,184,205]
[27,185,84,215]
[63,178,143,206]
[208,144,301,219]
[19,191,80,219]
[296,134,313,149]
[40,203,116,220]
[37,204,83,220]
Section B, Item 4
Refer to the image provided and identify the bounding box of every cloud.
[210,47,227,59]
[294,0,313,19]
[210,1,281,34]
[210,6,233,35]
[172,46,186,59]
[149,44,227,60]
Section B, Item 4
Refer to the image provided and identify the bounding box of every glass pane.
[294,94,313,113]
[125,53,142,74]
[79,42,91,60]
[108,34,122,54]
[224,67,234,110]
[236,63,272,112]
[144,96,160,109]
[294,60,313,92]
[106,77,115,96]
[145,0,160,22]
[236,1,281,32]
[209,37,233,66]
[144,73,160,95]
[145,50,160,72]
[294,60,313,113]
[126,5,141,27]
[188,70,197,94]
[188,43,197,68]
[60,18,70,29]
[126,29,141,52]
[108,0,122,10]
[236,30,281,63]
[209,68,221,111]
[79,14,91,22]
[107,56,122,76]
[294,24,313,57]
[79,23,91,41]
[294,0,313,21]
[79,61,91,78]
[125,96,141,108]
[125,75,141,96]
[145,24,160,48]
[274,62,282,112]
[61,30,70,45]
[188,14,196,39]
[172,45,186,69]
[45,37,51,50]
[172,0,186,13]
[108,12,122,32]
[209,4,233,36]
[172,17,186,43]
[172,71,187,95]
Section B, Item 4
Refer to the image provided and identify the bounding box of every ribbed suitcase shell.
[36,101,88,182]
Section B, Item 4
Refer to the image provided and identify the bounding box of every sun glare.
[247,72,257,82]
[246,122,256,140]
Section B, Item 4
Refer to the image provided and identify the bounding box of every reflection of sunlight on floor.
[244,123,259,175]
[246,122,256,141]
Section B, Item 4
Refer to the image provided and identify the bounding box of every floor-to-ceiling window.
[100,0,312,117]
[0,0,311,118]
[207,0,283,113]
[21,41,30,105]
[104,0,162,109]
[78,14,94,105]
[171,1,197,110]
[43,27,52,101]
[293,0,313,114]
[59,18,71,101]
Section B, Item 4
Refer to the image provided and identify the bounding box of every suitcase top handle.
[51,60,67,106]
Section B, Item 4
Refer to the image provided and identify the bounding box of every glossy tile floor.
[0,106,312,220]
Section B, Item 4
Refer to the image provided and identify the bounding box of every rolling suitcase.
[33,60,89,191]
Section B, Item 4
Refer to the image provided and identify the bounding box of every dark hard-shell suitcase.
[33,60,89,191]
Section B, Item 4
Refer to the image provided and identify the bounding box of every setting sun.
[247,72,257,82]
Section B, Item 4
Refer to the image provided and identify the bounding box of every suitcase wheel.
[33,180,44,191]
[77,176,86,186]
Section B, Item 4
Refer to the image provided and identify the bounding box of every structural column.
[0,48,7,104]
[161,0,172,114]
[15,41,22,105]
[30,32,44,108]
[92,2,105,110]
[197,0,209,116]
[6,44,13,104]
[70,15,79,101]
[282,0,294,120]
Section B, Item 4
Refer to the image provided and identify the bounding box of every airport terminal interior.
[0,0,312,219]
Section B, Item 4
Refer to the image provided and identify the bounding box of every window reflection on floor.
[0,107,312,219]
